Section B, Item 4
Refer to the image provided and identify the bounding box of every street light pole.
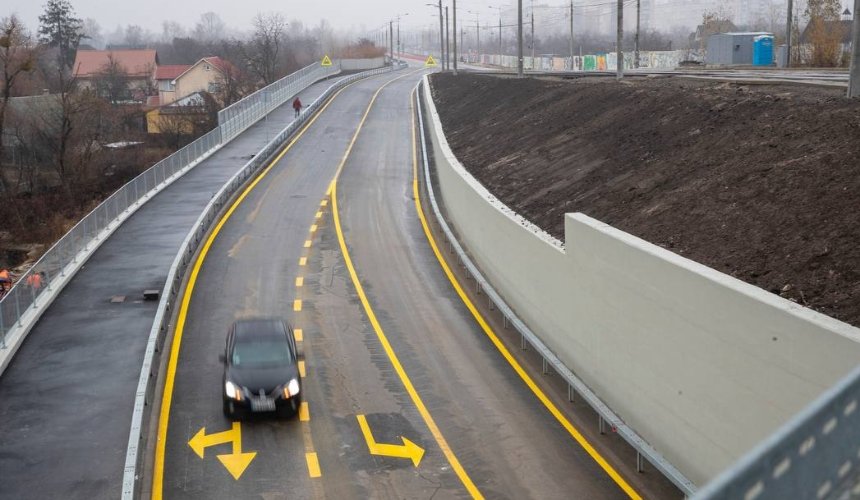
[453,0,458,74]
[786,0,794,68]
[850,0,860,97]
[438,1,444,64]
[517,0,523,77]
[390,21,394,64]
[616,0,623,79]
[569,0,574,69]
[634,0,640,68]
[446,6,450,70]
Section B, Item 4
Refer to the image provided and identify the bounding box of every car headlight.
[225,381,243,400]
[283,378,300,398]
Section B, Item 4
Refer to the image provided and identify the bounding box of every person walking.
[292,97,303,118]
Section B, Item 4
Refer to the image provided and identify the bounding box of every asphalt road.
[155,64,679,499]
[0,74,341,500]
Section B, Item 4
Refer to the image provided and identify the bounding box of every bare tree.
[246,12,287,85]
[160,21,186,44]
[124,25,147,48]
[804,0,845,66]
[93,53,129,104]
[0,16,37,166]
[194,12,225,45]
[81,18,103,48]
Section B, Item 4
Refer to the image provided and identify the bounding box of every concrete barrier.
[341,57,386,71]
[422,75,860,486]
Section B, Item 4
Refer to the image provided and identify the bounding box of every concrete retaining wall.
[340,57,385,71]
[422,75,860,486]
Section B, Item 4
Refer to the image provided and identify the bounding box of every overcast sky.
[5,0,856,40]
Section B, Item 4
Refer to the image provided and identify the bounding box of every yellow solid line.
[409,90,641,499]
[299,257,307,266]
[305,452,321,478]
[295,276,304,287]
[293,299,302,312]
[298,360,306,377]
[328,70,483,499]
[151,77,364,499]
[299,401,310,421]
[294,328,303,342]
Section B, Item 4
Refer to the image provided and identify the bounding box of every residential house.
[172,57,235,105]
[154,64,191,106]
[72,49,158,102]
[146,92,211,136]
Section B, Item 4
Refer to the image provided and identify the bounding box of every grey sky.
[4,0,855,40]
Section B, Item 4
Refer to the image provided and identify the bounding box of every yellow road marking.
[299,401,310,421]
[315,211,322,219]
[299,257,307,266]
[187,423,256,480]
[320,199,328,207]
[329,69,483,499]
[356,414,425,467]
[295,276,304,287]
[294,328,303,342]
[305,452,321,478]
[303,240,312,248]
[151,74,371,499]
[293,299,302,312]
[298,360,306,377]
[310,224,318,233]
[409,89,641,499]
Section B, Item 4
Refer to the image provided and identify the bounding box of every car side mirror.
[218,353,226,363]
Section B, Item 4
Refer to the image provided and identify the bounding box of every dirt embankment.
[430,73,860,327]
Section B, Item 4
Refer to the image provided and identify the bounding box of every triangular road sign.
[321,55,333,67]
[424,55,437,67]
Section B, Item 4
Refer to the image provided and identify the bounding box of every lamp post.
[490,5,503,66]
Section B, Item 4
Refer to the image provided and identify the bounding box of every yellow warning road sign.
[321,54,333,67]
[424,55,437,67]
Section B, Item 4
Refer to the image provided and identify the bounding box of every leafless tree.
[1,15,38,166]
[247,12,287,85]
[93,53,129,104]
[194,12,225,45]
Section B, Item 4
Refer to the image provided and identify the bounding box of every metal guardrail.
[0,61,341,359]
[218,62,340,142]
[694,364,860,500]
[415,80,698,497]
[121,62,405,499]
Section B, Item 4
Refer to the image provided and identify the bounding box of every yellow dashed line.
[298,360,306,377]
[304,240,312,248]
[305,452,321,478]
[315,211,322,219]
[293,299,302,312]
[299,401,310,421]
[294,328,303,341]
[299,257,307,266]
[295,277,304,287]
[320,199,328,207]
[310,224,318,233]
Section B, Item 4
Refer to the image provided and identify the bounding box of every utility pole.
[390,21,394,64]
[499,15,503,64]
[569,0,574,69]
[476,14,480,55]
[616,0,623,79]
[850,0,860,97]
[453,0,458,74]
[530,2,535,64]
[517,0,523,77]
[438,0,444,65]
[397,19,401,61]
[634,0,640,68]
[785,0,793,68]
[446,6,450,70]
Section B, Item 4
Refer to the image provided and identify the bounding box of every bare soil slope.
[430,73,860,326]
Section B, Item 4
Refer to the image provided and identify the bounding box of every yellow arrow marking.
[187,422,257,480]
[356,414,424,467]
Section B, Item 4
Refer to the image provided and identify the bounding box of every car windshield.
[232,339,292,367]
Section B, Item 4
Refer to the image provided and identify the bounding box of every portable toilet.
[752,34,774,66]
